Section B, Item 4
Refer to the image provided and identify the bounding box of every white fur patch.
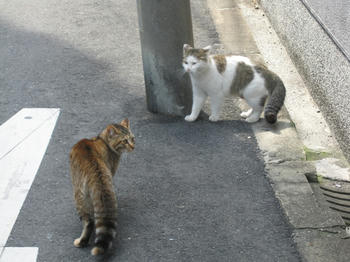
[184,54,269,122]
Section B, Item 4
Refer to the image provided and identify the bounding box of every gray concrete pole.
[136,0,194,116]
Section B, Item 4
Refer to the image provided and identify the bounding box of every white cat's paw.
[209,115,219,122]
[240,109,253,118]
[185,115,197,122]
[245,115,260,123]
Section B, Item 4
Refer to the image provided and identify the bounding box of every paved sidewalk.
[206,0,350,261]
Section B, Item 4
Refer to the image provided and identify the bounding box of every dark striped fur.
[255,65,286,123]
[70,119,134,256]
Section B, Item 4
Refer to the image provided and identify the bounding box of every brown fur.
[230,62,254,96]
[183,44,209,62]
[70,119,135,256]
[213,55,227,74]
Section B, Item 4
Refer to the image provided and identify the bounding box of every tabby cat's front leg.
[185,86,207,122]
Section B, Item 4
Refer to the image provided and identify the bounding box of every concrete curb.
[237,0,350,183]
[257,0,350,164]
[206,0,350,261]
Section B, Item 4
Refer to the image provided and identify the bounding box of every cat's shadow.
[250,118,294,135]
[197,110,292,136]
[199,116,293,136]
[135,110,291,136]
[94,251,115,262]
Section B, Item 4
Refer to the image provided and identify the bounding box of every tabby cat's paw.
[209,115,219,122]
[91,247,105,256]
[74,238,85,248]
[185,115,197,122]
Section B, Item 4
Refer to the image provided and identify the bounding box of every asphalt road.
[1,0,300,261]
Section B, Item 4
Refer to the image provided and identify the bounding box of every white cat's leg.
[240,108,253,118]
[185,86,207,122]
[209,94,224,122]
[243,82,267,123]
[246,109,262,123]
[244,98,263,123]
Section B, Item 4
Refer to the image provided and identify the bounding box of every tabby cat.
[70,119,135,256]
[182,44,286,123]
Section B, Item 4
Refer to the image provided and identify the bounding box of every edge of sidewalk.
[206,0,350,261]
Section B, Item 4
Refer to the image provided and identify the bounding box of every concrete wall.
[259,0,350,161]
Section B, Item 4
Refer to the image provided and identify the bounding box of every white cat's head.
[183,44,211,74]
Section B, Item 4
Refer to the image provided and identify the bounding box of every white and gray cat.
[182,44,286,123]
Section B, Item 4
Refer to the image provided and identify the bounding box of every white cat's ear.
[183,44,192,52]
[120,118,130,129]
[202,45,212,53]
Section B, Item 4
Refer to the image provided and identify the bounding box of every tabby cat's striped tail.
[264,78,286,124]
[90,178,118,256]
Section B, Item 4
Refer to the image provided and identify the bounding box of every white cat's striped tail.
[264,78,286,124]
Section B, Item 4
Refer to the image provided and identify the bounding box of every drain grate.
[321,185,350,225]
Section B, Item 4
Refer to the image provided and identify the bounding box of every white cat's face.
[182,56,204,74]
[183,44,211,74]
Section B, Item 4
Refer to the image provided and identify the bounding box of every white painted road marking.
[0,247,38,262]
[0,108,60,262]
[0,108,59,160]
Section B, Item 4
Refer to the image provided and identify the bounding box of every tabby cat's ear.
[120,118,130,129]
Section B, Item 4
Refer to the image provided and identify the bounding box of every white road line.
[0,108,59,160]
[0,108,60,262]
[0,247,38,262]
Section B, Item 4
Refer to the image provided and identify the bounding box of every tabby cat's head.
[183,44,211,74]
[103,119,135,153]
